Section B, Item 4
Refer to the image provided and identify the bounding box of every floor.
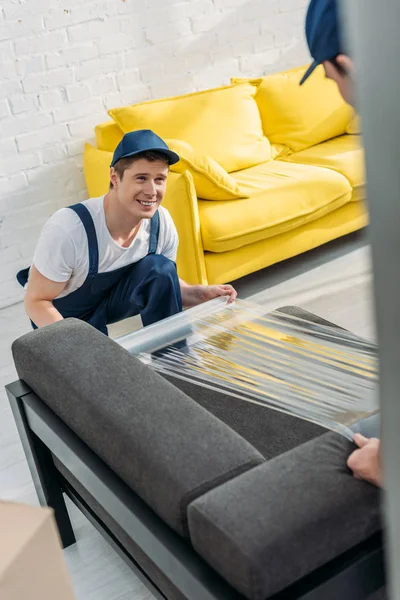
[0,230,376,600]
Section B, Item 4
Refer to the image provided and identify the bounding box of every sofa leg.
[6,386,76,549]
[30,430,76,549]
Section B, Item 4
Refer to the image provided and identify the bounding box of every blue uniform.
[17,203,182,335]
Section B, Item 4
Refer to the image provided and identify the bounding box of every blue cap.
[111,129,180,167]
[300,0,343,85]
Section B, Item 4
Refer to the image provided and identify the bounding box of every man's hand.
[347,434,382,488]
[180,283,237,308]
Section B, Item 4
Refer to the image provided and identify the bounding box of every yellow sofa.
[84,65,366,285]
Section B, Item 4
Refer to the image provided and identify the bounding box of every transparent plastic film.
[117,298,379,440]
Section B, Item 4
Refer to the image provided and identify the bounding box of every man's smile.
[137,199,157,206]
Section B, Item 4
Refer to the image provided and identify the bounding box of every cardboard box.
[0,501,76,600]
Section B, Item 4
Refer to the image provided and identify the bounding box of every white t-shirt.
[32,196,179,299]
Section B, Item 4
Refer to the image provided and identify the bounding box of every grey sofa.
[6,307,384,600]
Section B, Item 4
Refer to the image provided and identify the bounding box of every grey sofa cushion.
[188,431,381,600]
[12,318,264,537]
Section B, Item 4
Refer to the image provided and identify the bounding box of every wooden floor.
[0,230,375,600]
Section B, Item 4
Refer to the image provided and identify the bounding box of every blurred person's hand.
[347,433,382,487]
[323,54,355,106]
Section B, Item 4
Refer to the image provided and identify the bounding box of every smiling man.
[19,129,236,335]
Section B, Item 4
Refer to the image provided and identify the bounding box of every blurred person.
[301,0,382,487]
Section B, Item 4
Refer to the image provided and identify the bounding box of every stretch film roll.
[117,298,379,439]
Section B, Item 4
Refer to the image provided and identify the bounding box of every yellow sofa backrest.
[91,64,356,200]
[233,65,354,153]
[95,65,355,163]
[95,121,124,152]
[108,83,271,173]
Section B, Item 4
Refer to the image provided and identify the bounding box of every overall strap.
[148,210,160,255]
[68,203,99,277]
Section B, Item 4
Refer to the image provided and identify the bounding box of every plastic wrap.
[116,298,379,440]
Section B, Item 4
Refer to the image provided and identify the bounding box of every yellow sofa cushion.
[108,83,271,173]
[281,134,365,202]
[166,139,246,201]
[199,161,352,253]
[95,121,124,152]
[238,65,354,153]
[84,143,112,197]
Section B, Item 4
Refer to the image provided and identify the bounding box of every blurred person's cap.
[300,0,344,85]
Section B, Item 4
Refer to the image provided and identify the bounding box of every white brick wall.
[0,0,309,308]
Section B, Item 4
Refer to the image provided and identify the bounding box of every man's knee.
[132,254,182,318]
[141,254,178,280]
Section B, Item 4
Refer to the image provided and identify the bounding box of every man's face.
[110,158,169,220]
[323,54,355,107]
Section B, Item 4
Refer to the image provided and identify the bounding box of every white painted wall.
[0,0,309,308]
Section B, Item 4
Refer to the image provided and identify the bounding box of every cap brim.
[299,60,319,85]
[111,148,180,167]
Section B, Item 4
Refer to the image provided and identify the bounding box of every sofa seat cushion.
[199,161,352,253]
[12,319,265,538]
[203,202,367,284]
[188,432,381,600]
[108,83,271,173]
[282,134,366,202]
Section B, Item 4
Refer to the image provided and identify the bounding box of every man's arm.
[24,265,68,328]
[160,210,237,308]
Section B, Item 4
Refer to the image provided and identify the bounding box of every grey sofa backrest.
[12,319,264,537]
[188,431,382,600]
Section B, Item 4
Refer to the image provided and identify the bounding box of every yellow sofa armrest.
[84,143,111,197]
[163,171,208,285]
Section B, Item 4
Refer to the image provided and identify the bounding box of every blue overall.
[17,203,183,335]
